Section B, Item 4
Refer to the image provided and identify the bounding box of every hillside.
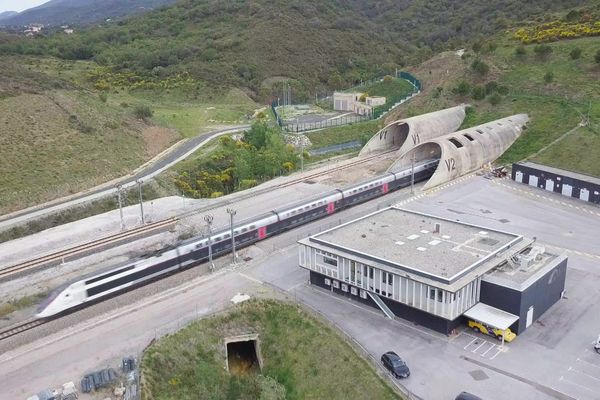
[0,0,592,101]
[385,32,600,177]
[0,0,176,27]
[0,57,179,214]
[0,11,18,21]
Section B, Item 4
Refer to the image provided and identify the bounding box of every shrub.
[471,59,489,76]
[534,44,553,60]
[488,93,501,105]
[120,102,129,108]
[432,86,443,98]
[515,46,527,58]
[484,81,498,94]
[595,49,600,64]
[383,75,394,83]
[99,92,107,103]
[569,48,582,60]
[544,71,554,84]
[471,85,486,100]
[134,104,153,120]
[452,81,471,96]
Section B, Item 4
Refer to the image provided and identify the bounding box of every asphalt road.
[0,125,249,231]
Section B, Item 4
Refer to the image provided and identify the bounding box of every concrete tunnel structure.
[388,114,529,190]
[359,104,469,157]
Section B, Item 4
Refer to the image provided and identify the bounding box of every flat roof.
[463,303,519,330]
[304,207,523,287]
[517,162,600,186]
[483,248,566,291]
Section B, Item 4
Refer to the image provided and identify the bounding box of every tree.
[244,122,269,149]
[569,48,582,60]
[471,59,489,76]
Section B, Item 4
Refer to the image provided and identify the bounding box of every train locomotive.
[36,159,438,318]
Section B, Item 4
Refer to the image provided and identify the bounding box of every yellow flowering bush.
[513,20,600,43]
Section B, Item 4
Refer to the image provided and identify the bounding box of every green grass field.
[306,120,381,149]
[141,299,401,400]
[401,36,600,176]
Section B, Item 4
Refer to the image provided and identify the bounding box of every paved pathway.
[0,125,249,231]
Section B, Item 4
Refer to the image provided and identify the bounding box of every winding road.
[0,125,250,231]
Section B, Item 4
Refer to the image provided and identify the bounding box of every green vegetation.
[306,120,381,149]
[141,299,400,400]
[415,35,600,173]
[173,122,298,198]
[0,57,178,214]
[0,292,48,318]
[1,1,592,102]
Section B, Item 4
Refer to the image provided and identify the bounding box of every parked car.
[594,334,600,354]
[455,392,482,400]
[468,320,516,342]
[380,351,410,378]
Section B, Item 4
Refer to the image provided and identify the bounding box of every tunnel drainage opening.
[225,334,262,375]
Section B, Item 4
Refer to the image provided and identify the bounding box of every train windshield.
[36,284,68,313]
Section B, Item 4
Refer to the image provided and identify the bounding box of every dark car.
[380,351,410,378]
[455,392,482,400]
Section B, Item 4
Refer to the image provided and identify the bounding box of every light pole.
[116,184,125,231]
[226,208,237,264]
[136,179,145,224]
[204,214,214,272]
[410,153,415,196]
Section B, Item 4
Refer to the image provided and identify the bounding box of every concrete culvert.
[225,335,262,375]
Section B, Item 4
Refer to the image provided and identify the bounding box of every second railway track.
[0,150,397,282]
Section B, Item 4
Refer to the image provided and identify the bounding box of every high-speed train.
[36,159,438,318]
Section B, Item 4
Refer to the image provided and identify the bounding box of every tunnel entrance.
[225,335,262,375]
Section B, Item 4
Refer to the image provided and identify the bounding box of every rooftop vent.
[433,223,441,234]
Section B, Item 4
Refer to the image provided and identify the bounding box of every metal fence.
[271,72,422,133]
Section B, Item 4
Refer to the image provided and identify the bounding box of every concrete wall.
[359,104,468,156]
[389,114,528,190]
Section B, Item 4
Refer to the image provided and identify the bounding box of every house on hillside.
[333,92,386,116]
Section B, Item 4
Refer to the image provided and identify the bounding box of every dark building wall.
[480,258,567,335]
[309,271,461,334]
[518,258,567,333]
[512,163,600,204]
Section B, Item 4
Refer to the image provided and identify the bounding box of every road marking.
[559,376,599,394]
[238,272,263,284]
[576,358,600,370]
[570,367,600,382]
[488,348,502,360]
[481,343,496,357]
[472,341,487,353]
[464,337,478,350]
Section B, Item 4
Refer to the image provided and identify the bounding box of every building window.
[382,272,393,286]
[369,268,374,279]
[429,288,443,302]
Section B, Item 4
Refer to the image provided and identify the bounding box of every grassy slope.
[0,58,179,214]
[141,300,400,400]
[387,35,600,176]
[306,120,381,149]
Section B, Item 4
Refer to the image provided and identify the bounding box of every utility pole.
[116,185,125,231]
[300,135,304,173]
[226,208,237,264]
[204,214,214,272]
[410,153,415,196]
[136,179,145,224]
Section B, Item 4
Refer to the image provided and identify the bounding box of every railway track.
[0,218,177,281]
[0,319,47,341]
[0,149,397,282]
